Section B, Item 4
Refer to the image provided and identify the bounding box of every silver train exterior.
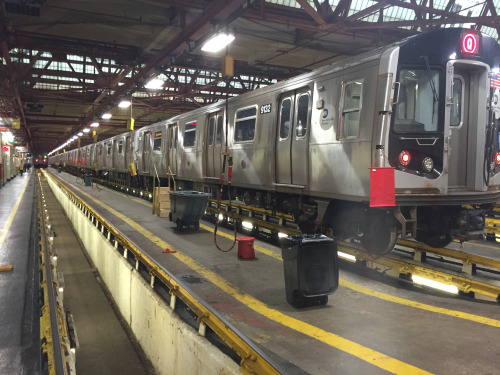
[50,28,500,256]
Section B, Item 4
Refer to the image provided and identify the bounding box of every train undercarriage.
[81,167,493,257]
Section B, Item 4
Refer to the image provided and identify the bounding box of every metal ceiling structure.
[1,0,500,154]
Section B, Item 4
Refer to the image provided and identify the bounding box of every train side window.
[341,80,362,139]
[235,106,257,142]
[118,140,123,154]
[450,77,463,127]
[208,117,215,146]
[216,115,223,145]
[280,98,292,139]
[183,121,196,147]
[296,94,309,138]
[153,131,162,150]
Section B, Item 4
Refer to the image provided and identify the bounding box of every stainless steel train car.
[50,28,500,256]
[34,154,48,169]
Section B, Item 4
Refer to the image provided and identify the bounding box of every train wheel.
[359,213,397,257]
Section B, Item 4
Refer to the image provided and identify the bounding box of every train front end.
[387,28,500,248]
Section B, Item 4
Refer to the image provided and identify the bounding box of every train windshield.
[394,68,440,133]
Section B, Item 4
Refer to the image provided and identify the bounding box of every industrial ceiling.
[1,0,500,154]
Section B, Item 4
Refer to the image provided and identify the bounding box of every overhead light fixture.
[145,78,164,90]
[83,128,90,133]
[201,32,235,53]
[90,121,100,128]
[77,132,83,136]
[101,113,112,119]
[118,100,131,108]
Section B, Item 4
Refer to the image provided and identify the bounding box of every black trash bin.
[280,234,338,307]
[169,190,210,230]
[83,174,92,186]
[58,166,62,173]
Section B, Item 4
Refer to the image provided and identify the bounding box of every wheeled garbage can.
[83,174,92,186]
[169,190,210,230]
[280,234,338,307]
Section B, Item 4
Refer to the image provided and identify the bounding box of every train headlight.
[495,153,500,164]
[422,157,434,172]
[398,150,411,166]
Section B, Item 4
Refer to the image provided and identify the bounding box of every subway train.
[50,28,500,256]
[34,154,48,169]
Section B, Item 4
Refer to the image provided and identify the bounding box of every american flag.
[491,72,500,89]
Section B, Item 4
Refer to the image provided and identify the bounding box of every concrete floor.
[46,169,500,375]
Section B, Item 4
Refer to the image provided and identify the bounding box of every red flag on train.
[491,72,500,89]
[369,167,395,207]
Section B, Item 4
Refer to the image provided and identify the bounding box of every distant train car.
[34,154,48,169]
[51,28,500,256]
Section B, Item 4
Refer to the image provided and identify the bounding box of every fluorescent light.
[90,122,99,128]
[338,251,356,262]
[118,100,131,108]
[145,78,164,89]
[242,221,253,230]
[101,113,112,119]
[412,275,458,294]
[278,232,288,239]
[83,128,90,133]
[201,32,235,53]
[77,132,83,136]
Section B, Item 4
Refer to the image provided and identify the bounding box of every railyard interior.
[2,1,500,375]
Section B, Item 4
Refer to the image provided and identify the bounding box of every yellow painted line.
[0,176,30,251]
[53,175,431,375]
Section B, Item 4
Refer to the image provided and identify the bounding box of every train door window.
[208,117,215,146]
[216,115,223,145]
[340,80,362,139]
[153,131,162,150]
[183,121,196,147]
[296,93,309,138]
[235,106,257,142]
[394,69,440,132]
[107,143,112,155]
[279,98,292,139]
[450,77,463,127]
[118,140,123,154]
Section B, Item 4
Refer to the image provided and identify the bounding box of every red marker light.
[399,150,411,166]
[35,158,39,162]
[43,158,47,162]
[462,32,480,55]
[495,153,500,164]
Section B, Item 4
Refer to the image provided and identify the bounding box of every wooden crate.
[153,187,171,217]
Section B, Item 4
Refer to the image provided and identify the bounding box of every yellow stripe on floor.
[55,175,431,375]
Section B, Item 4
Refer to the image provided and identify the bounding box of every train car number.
[260,104,272,114]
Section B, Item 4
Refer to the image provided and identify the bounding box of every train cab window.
[235,106,257,142]
[216,115,223,145]
[279,98,292,139]
[153,131,162,150]
[183,121,196,147]
[394,69,439,132]
[296,94,309,138]
[118,140,123,154]
[340,80,362,138]
[450,77,463,126]
[208,117,215,146]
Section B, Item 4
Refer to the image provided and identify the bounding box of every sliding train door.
[142,130,151,173]
[205,111,223,179]
[275,88,310,186]
[167,123,178,176]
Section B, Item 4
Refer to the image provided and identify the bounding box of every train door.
[142,130,151,173]
[448,70,469,188]
[205,111,223,178]
[167,123,178,175]
[275,88,310,186]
